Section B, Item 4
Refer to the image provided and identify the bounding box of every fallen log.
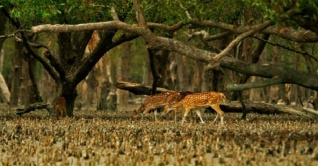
[16,102,52,116]
[116,81,317,117]
[214,101,316,117]
[302,107,318,116]
[116,80,170,95]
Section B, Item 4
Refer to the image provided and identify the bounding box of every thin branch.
[187,30,232,41]
[179,2,192,19]
[20,34,59,80]
[144,0,162,12]
[2,8,59,80]
[16,102,50,116]
[190,20,318,43]
[44,50,66,79]
[111,6,119,21]
[27,55,43,102]
[148,21,185,32]
[133,0,148,29]
[0,33,15,39]
[252,36,318,62]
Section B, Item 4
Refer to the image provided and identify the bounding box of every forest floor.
[0,106,318,166]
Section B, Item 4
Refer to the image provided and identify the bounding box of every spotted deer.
[166,92,226,125]
[132,91,202,122]
[55,97,67,119]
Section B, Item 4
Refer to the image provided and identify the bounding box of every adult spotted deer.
[132,91,203,122]
[166,92,226,125]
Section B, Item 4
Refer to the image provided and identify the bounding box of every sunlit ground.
[0,108,317,166]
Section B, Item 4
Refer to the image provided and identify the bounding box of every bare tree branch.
[227,77,285,91]
[28,7,318,91]
[213,20,274,61]
[179,2,192,19]
[190,19,318,43]
[0,33,15,39]
[110,6,120,21]
[43,50,66,79]
[220,57,318,90]
[110,33,139,48]
[147,21,185,32]
[187,30,232,41]
[252,36,318,62]
[2,8,59,80]
[31,21,120,33]
[133,0,148,29]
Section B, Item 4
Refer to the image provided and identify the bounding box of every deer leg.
[162,105,172,120]
[212,114,219,123]
[175,107,184,123]
[174,109,177,123]
[154,109,158,121]
[162,105,170,116]
[141,107,152,120]
[195,110,205,124]
[211,105,225,126]
[182,108,191,124]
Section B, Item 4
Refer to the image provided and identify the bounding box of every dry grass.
[0,108,317,166]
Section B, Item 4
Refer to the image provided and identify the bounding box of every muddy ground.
[0,107,317,166]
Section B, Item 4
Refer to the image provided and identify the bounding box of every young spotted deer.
[166,92,226,125]
[132,91,202,121]
[55,97,67,119]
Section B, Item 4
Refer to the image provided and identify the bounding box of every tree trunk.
[0,11,6,50]
[105,55,117,111]
[60,83,78,117]
[10,41,24,107]
[193,60,204,92]
[41,68,56,105]
[117,42,131,110]
[295,48,304,106]
[0,73,10,103]
[86,67,98,108]
[167,55,178,90]
[19,51,37,106]
[27,55,43,103]
[176,56,187,90]
[312,91,318,110]
[249,76,261,102]
[98,80,111,110]
[0,48,10,103]
[95,55,108,110]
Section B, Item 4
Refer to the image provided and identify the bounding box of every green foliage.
[4,0,117,27]
[247,0,318,23]
[139,0,247,24]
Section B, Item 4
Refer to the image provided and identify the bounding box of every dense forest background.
[0,0,317,115]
